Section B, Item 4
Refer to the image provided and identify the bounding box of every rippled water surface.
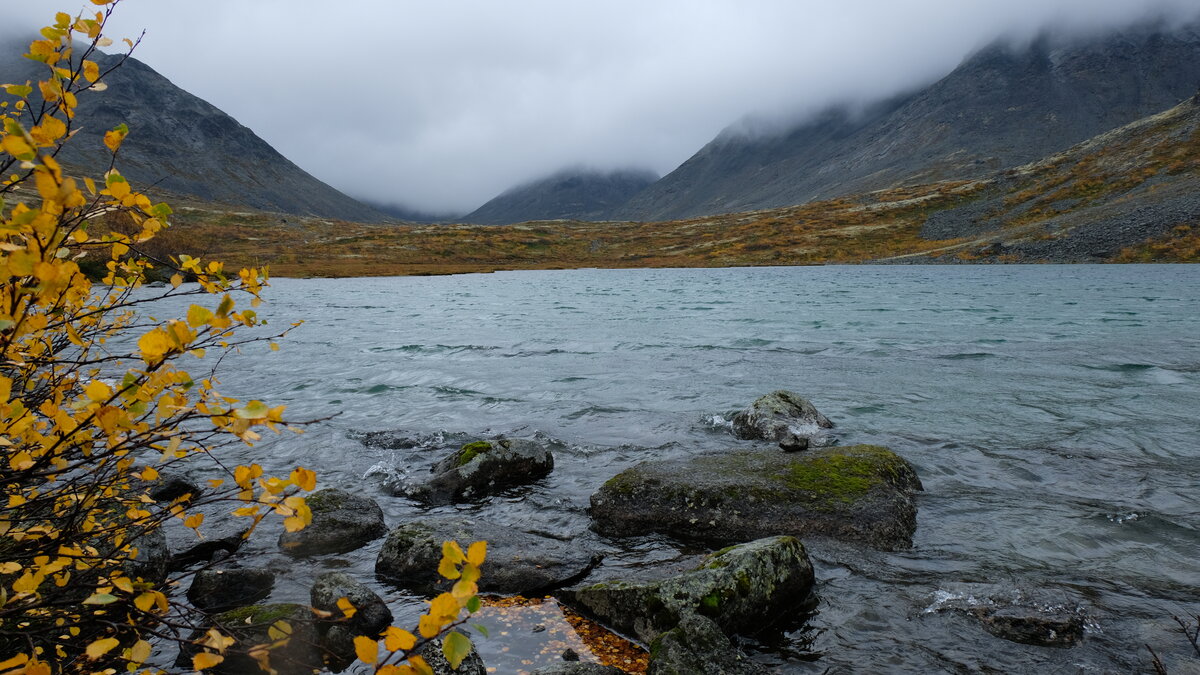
[155,265,1200,673]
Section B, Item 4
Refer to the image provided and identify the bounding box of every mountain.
[617,18,1200,221]
[0,39,389,222]
[463,168,658,225]
[361,201,463,224]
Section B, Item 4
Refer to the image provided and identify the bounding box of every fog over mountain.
[3,1,1199,212]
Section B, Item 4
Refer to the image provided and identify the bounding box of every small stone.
[561,648,579,662]
[532,623,546,633]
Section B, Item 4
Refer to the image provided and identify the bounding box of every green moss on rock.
[456,441,492,466]
[215,603,303,626]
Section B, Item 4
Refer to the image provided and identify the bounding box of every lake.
[154,264,1200,673]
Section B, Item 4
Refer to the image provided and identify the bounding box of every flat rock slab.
[376,518,597,595]
[590,444,922,550]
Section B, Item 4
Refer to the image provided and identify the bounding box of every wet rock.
[187,567,275,612]
[180,603,322,674]
[531,664,628,675]
[649,614,768,675]
[417,636,486,674]
[974,606,1085,648]
[125,527,170,582]
[730,390,833,451]
[279,488,387,557]
[564,536,814,645]
[399,438,554,505]
[591,445,922,550]
[311,572,393,671]
[376,518,596,595]
[164,504,250,570]
[148,472,202,503]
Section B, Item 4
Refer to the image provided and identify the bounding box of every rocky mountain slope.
[463,168,658,225]
[0,39,388,222]
[616,18,1200,221]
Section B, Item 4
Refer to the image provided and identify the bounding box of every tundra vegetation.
[0,3,481,673]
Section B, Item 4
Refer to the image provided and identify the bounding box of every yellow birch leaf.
[192,652,224,670]
[438,557,461,580]
[442,541,465,565]
[139,466,159,481]
[353,636,377,665]
[83,60,100,83]
[85,637,119,659]
[83,176,96,194]
[184,513,204,529]
[84,380,110,402]
[442,632,472,670]
[336,596,357,618]
[466,541,486,567]
[383,627,416,652]
[409,656,434,675]
[129,639,151,664]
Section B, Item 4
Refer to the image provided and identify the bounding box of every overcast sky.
[5,1,1200,213]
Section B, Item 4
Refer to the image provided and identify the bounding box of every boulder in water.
[310,572,393,671]
[278,488,387,557]
[974,606,1085,648]
[590,444,922,550]
[376,518,596,595]
[731,390,833,451]
[187,567,274,612]
[399,438,554,505]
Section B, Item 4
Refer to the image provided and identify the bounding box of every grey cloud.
[4,0,1200,212]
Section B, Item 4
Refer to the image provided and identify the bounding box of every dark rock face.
[147,473,201,503]
[591,445,922,550]
[125,527,170,582]
[730,390,834,451]
[187,567,275,612]
[975,606,1085,648]
[564,537,810,674]
[0,39,387,222]
[617,20,1200,221]
[310,572,394,671]
[464,168,659,225]
[376,518,596,595]
[399,439,554,505]
[417,637,487,674]
[278,488,387,557]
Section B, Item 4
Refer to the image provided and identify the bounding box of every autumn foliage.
[0,3,480,673]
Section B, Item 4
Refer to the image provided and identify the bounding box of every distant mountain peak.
[464,167,659,225]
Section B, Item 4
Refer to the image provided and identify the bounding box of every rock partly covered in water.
[183,603,323,674]
[376,518,596,595]
[417,637,487,675]
[187,567,274,612]
[278,488,387,557]
[974,606,1085,648]
[731,390,833,451]
[564,536,811,674]
[591,444,922,550]
[530,664,628,675]
[311,572,394,671]
[399,439,555,505]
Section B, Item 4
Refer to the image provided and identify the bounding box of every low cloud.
[4,1,1199,212]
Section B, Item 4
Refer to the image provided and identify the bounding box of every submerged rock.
[731,390,833,451]
[590,444,922,550]
[180,603,322,674]
[187,567,275,612]
[564,537,810,674]
[278,488,387,557]
[974,606,1085,648]
[311,572,393,671]
[376,518,596,595]
[399,438,555,505]
[417,637,487,675]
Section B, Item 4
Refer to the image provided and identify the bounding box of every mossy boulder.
[730,390,833,451]
[590,444,922,550]
[310,572,393,671]
[564,536,813,644]
[278,488,387,557]
[376,518,597,595]
[397,438,554,505]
